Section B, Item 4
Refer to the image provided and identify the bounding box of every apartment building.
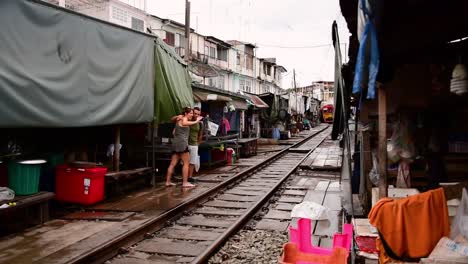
[43,0,147,32]
[42,0,287,95]
[298,81,335,105]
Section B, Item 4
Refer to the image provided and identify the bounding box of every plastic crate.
[55,165,106,205]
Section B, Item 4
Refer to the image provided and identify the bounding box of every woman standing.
[166,107,203,188]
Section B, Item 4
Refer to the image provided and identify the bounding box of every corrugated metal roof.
[245,93,269,108]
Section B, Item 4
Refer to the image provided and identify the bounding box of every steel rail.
[73,125,328,264]
[191,133,328,263]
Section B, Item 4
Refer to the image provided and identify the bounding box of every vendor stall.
[337,0,468,263]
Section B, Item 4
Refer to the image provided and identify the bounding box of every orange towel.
[368,188,450,263]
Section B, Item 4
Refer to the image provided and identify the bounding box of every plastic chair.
[280,242,348,264]
[289,218,353,256]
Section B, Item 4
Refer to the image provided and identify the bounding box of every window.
[209,47,216,58]
[164,31,175,46]
[112,6,127,23]
[209,78,216,87]
[131,17,144,32]
[246,55,253,70]
[218,75,225,89]
[240,79,252,93]
[217,47,228,62]
[236,52,241,65]
[178,34,186,48]
[65,3,76,10]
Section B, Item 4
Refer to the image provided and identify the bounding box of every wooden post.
[152,123,157,187]
[360,103,373,210]
[378,86,388,198]
[113,125,121,172]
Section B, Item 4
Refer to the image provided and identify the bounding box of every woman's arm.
[181,116,202,126]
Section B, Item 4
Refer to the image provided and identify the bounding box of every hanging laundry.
[222,117,231,133]
[369,188,450,263]
[352,0,380,99]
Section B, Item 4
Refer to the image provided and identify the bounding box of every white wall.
[108,1,147,32]
[61,0,109,21]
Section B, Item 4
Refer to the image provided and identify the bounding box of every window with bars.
[112,6,127,23]
[131,17,144,32]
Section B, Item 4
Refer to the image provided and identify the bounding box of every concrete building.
[299,81,335,105]
[43,0,147,32]
[42,0,287,95]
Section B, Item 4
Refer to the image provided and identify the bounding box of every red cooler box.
[55,165,107,205]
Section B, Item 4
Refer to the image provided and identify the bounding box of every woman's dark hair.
[183,107,193,114]
[193,107,201,111]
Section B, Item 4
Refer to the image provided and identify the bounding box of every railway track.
[76,125,330,264]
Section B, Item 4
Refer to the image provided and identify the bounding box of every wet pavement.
[0,128,322,264]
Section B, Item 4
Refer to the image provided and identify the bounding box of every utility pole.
[185,0,191,62]
[293,69,298,116]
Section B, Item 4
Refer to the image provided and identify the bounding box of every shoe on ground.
[188,177,198,183]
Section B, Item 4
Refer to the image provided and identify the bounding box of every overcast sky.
[146,0,350,88]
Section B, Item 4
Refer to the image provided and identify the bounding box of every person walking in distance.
[166,107,203,188]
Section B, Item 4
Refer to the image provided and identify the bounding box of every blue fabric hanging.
[352,0,380,100]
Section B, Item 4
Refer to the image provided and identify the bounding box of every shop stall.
[336,0,468,262]
[0,0,193,234]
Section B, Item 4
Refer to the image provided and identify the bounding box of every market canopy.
[245,93,269,109]
[192,90,232,102]
[0,0,154,127]
[153,37,194,124]
[229,99,248,110]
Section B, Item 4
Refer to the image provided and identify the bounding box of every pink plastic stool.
[289,218,353,257]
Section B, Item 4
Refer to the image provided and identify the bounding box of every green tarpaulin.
[153,38,194,124]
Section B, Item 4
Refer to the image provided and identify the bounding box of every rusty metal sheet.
[264,210,291,220]
[135,237,206,256]
[217,194,260,202]
[204,200,252,209]
[283,190,307,196]
[194,207,245,216]
[277,196,303,203]
[255,219,289,232]
[177,215,234,228]
[157,228,220,241]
